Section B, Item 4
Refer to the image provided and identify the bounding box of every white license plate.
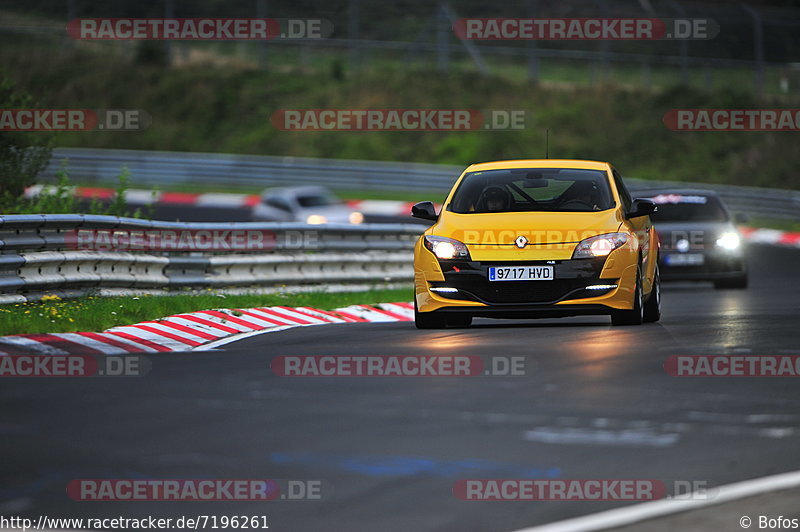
[665,253,705,266]
[488,266,554,281]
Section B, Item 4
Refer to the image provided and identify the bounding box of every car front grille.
[431,259,609,305]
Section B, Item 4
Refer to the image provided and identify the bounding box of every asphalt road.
[1,244,799,532]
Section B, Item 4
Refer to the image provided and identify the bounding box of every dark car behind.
[639,189,748,289]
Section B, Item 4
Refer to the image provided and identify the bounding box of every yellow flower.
[41,294,61,302]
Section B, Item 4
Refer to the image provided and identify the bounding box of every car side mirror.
[411,201,438,221]
[628,198,657,218]
[734,212,749,224]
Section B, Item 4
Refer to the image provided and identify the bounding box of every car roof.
[464,159,611,172]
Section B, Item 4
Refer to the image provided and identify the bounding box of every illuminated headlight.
[586,284,618,290]
[572,233,628,259]
[348,211,364,224]
[306,214,327,225]
[430,287,459,293]
[716,232,741,251]
[424,236,471,260]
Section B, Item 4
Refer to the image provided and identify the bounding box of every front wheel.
[643,264,661,323]
[414,298,447,329]
[611,266,644,326]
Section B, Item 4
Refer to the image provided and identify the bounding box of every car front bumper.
[659,250,746,281]
[414,243,640,315]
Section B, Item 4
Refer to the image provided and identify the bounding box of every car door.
[612,168,655,293]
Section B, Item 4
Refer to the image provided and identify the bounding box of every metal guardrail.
[44,148,800,221]
[44,147,462,194]
[0,215,423,302]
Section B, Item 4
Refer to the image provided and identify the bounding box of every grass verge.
[0,289,411,336]
[5,38,800,190]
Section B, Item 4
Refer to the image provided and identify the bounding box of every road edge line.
[512,469,800,532]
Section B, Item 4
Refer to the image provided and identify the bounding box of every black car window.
[647,194,729,222]
[265,197,292,211]
[447,168,614,213]
[611,168,632,213]
[297,194,338,208]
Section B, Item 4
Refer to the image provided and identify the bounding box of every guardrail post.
[348,0,360,73]
[257,0,268,68]
[526,0,540,84]
[741,2,765,98]
[666,0,690,86]
[164,0,174,66]
[437,2,450,73]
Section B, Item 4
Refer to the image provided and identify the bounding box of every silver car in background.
[640,189,748,289]
[251,186,364,225]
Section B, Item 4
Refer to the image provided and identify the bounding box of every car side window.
[611,168,632,213]
[265,197,292,211]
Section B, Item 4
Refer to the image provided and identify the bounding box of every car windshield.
[447,168,614,214]
[296,193,340,208]
[646,194,728,222]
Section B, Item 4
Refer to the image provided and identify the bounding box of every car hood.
[433,209,624,261]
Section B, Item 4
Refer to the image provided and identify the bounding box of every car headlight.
[306,214,327,225]
[424,236,471,260]
[572,233,628,259]
[716,231,741,251]
[349,211,364,224]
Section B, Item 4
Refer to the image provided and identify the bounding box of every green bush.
[0,75,54,205]
[6,163,149,218]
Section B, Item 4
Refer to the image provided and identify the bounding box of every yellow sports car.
[411,159,661,328]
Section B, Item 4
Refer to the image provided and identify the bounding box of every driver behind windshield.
[561,180,601,211]
[482,186,511,212]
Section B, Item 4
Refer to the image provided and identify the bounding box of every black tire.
[611,266,644,326]
[446,314,473,328]
[714,274,748,290]
[414,298,447,329]
[643,264,661,323]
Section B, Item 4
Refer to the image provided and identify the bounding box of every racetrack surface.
[1,244,799,531]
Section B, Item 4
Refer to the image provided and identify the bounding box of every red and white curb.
[739,227,800,248]
[24,185,419,216]
[0,302,413,355]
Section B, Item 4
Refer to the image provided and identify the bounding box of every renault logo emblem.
[515,235,528,248]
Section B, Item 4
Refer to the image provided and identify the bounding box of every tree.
[0,75,54,206]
